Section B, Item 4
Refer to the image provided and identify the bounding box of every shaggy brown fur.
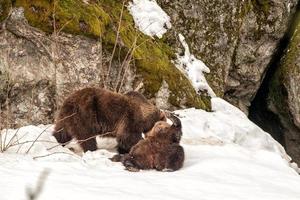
[53,87,165,153]
[111,114,184,172]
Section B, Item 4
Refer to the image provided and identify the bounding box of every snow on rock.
[128,0,171,38]
[1,98,300,200]
[176,34,216,97]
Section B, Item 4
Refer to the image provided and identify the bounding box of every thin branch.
[15,131,30,153]
[54,112,77,124]
[116,35,138,92]
[105,0,126,88]
[25,125,52,154]
[47,130,115,151]
[33,152,81,160]
[3,128,20,151]
[98,36,106,88]
[57,17,75,35]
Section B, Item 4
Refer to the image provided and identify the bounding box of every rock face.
[0,1,209,127]
[158,0,298,113]
[267,9,300,163]
[0,8,106,127]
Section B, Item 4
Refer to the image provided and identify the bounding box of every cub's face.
[145,120,182,143]
[146,121,171,138]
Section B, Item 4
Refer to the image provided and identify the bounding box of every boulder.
[157,0,298,113]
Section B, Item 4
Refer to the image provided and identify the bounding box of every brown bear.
[111,114,184,172]
[53,87,166,153]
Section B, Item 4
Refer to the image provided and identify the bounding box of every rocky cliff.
[0,0,209,128]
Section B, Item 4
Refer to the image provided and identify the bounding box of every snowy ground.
[1,98,300,200]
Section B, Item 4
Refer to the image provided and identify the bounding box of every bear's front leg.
[116,126,142,154]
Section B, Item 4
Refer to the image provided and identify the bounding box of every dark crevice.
[248,1,300,148]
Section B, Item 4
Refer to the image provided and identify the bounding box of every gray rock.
[158,0,298,114]
[0,8,135,127]
[267,15,300,164]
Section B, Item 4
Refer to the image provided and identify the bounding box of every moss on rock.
[12,0,210,109]
[15,0,110,37]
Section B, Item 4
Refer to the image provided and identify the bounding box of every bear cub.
[111,114,184,172]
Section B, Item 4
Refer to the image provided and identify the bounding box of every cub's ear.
[159,110,167,121]
[169,113,182,129]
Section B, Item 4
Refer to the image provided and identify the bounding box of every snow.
[1,98,300,200]
[127,1,214,97]
[128,0,171,38]
[176,34,216,97]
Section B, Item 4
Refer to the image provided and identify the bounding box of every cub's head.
[146,114,182,143]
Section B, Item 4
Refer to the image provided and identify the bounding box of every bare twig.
[54,112,77,124]
[47,130,115,151]
[134,81,144,92]
[33,152,81,160]
[115,35,138,92]
[25,125,52,154]
[98,36,106,88]
[57,17,75,35]
[3,128,20,151]
[105,0,125,88]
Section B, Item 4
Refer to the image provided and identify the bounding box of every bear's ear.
[159,110,167,121]
[169,113,182,129]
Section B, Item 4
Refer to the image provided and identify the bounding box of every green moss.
[13,0,210,109]
[15,0,110,37]
[0,0,12,23]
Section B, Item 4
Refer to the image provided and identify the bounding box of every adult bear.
[53,87,166,153]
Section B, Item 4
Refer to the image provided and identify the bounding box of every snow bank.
[1,98,300,200]
[128,0,171,38]
[175,34,216,97]
[177,98,287,158]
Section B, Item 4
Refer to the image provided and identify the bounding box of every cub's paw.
[125,166,140,172]
[109,154,123,162]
